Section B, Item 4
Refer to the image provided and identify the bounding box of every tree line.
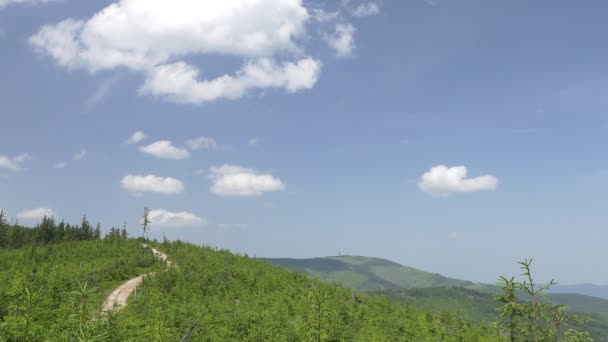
[0,210,128,249]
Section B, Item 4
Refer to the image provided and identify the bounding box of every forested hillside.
[0,217,595,341]
[0,239,493,341]
[265,255,486,292]
[0,238,158,340]
[267,255,605,340]
[99,241,497,341]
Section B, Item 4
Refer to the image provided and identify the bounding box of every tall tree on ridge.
[142,207,150,239]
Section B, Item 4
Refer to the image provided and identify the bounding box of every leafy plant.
[496,259,593,342]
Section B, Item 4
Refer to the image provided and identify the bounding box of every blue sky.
[1,0,607,284]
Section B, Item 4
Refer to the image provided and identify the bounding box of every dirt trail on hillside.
[101,245,170,313]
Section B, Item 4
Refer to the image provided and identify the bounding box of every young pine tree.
[496,259,593,342]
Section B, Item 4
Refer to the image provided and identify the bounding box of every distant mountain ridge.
[551,284,608,300]
[265,255,608,339]
[264,255,489,292]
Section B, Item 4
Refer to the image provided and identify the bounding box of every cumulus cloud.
[418,165,498,197]
[140,58,321,104]
[17,207,56,220]
[0,153,31,171]
[209,164,285,197]
[147,209,206,228]
[325,24,356,58]
[139,140,190,160]
[126,131,146,145]
[121,174,184,195]
[73,148,87,160]
[28,0,324,104]
[352,2,380,17]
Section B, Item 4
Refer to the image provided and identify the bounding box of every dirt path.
[101,245,170,313]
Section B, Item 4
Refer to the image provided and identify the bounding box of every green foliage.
[0,218,597,341]
[0,238,159,340]
[111,241,492,341]
[496,259,593,342]
[0,216,103,249]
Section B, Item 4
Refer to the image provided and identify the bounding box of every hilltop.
[264,255,491,292]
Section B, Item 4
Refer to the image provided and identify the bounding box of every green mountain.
[266,255,608,339]
[383,287,608,340]
[264,255,491,292]
[552,284,608,300]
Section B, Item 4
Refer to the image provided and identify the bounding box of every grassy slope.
[114,241,491,341]
[0,239,160,340]
[1,240,493,341]
[267,255,608,339]
[265,255,483,292]
[385,287,608,340]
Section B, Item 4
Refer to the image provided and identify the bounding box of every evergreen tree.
[0,210,6,226]
[81,216,91,240]
[94,224,102,240]
[39,216,56,245]
[0,210,6,248]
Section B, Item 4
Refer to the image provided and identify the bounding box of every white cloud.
[139,140,190,160]
[418,165,498,197]
[29,0,323,104]
[209,164,285,197]
[248,138,259,146]
[17,207,56,220]
[147,209,206,228]
[121,174,184,195]
[312,9,340,22]
[126,130,146,145]
[53,161,66,169]
[325,24,356,58]
[140,58,321,104]
[0,153,31,171]
[73,148,87,160]
[0,0,56,9]
[352,2,380,17]
[186,136,220,150]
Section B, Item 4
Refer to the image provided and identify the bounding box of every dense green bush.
[113,241,495,341]
[0,239,159,341]
[496,259,593,342]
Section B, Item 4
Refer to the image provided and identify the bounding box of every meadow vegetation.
[0,212,596,341]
